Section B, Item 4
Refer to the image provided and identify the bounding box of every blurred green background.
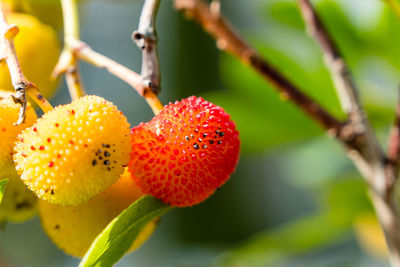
[0,0,399,266]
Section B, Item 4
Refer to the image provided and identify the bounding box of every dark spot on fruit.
[104,160,111,165]
[69,140,74,145]
[39,146,45,151]
[51,190,55,195]
[84,144,88,148]
[47,138,51,143]
[99,156,103,160]
[215,130,220,134]
[48,161,54,167]
[198,138,202,142]
[92,160,97,166]
[33,127,37,132]
[15,200,31,210]
[112,150,116,152]
[30,145,36,151]
[107,167,111,171]
[203,145,207,149]
[209,140,214,144]
[98,149,102,153]
[55,123,59,127]
[203,133,207,138]
[190,134,194,139]
[104,151,111,157]
[195,129,199,133]
[219,132,225,137]
[185,136,190,141]
[54,224,60,230]
[71,110,75,115]
[218,140,222,144]
[193,143,199,150]
[37,94,44,100]
[57,154,61,158]
[102,143,110,148]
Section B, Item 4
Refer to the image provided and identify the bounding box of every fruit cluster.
[0,6,240,260]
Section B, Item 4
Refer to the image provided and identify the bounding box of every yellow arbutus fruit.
[0,13,60,99]
[38,169,159,258]
[0,170,36,223]
[0,90,37,178]
[13,95,131,206]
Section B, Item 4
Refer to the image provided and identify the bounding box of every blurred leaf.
[323,176,373,226]
[0,179,8,204]
[268,1,304,29]
[215,212,350,267]
[281,138,353,189]
[79,196,172,267]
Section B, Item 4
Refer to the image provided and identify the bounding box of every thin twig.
[69,39,163,114]
[53,0,85,100]
[173,0,343,136]
[0,3,52,124]
[296,1,400,265]
[132,0,161,95]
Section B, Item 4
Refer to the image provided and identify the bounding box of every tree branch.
[69,39,163,115]
[0,3,52,124]
[173,0,343,136]
[53,0,85,101]
[132,0,161,95]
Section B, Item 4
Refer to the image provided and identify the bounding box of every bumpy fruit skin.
[38,169,158,258]
[14,95,131,206]
[129,96,240,207]
[0,170,37,223]
[0,90,37,178]
[0,13,60,99]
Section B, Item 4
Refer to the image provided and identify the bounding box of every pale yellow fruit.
[0,13,60,99]
[0,170,37,223]
[39,169,159,257]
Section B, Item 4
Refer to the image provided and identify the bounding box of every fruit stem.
[68,39,163,114]
[53,0,86,101]
[132,0,162,95]
[0,2,53,123]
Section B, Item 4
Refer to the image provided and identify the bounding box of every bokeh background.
[0,0,399,266]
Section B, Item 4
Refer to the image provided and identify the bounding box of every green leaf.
[79,195,172,267]
[0,179,8,205]
[215,212,350,267]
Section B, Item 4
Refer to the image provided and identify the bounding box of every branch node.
[11,83,27,125]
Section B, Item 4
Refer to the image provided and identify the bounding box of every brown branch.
[173,0,343,136]
[132,0,161,94]
[69,39,163,114]
[388,87,400,164]
[0,3,52,124]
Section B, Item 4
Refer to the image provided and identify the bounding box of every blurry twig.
[388,87,400,164]
[132,0,161,95]
[0,2,52,124]
[173,0,343,136]
[53,0,86,100]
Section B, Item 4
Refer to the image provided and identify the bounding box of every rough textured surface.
[0,169,37,223]
[129,96,240,207]
[38,169,158,258]
[14,95,131,206]
[0,90,37,178]
[0,13,60,99]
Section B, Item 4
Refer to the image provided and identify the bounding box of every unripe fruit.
[129,96,240,207]
[38,169,158,258]
[0,170,36,223]
[0,90,37,178]
[0,13,60,99]
[14,95,131,206]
